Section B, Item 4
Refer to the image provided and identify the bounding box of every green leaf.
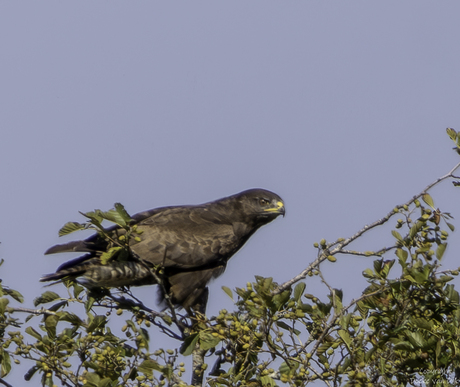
[48,301,68,312]
[0,349,11,377]
[138,327,150,351]
[0,298,9,314]
[97,378,112,387]
[409,221,424,239]
[199,332,220,350]
[80,211,104,229]
[436,275,454,284]
[279,360,298,377]
[381,259,395,279]
[395,248,408,266]
[446,127,457,141]
[407,269,428,284]
[33,291,61,306]
[221,286,233,300]
[406,331,425,349]
[272,290,290,311]
[436,338,442,359]
[87,315,107,333]
[333,292,343,314]
[115,203,133,223]
[99,246,123,265]
[362,268,375,279]
[436,243,447,260]
[138,359,161,375]
[255,276,274,295]
[338,329,352,351]
[59,311,83,325]
[373,259,383,275]
[3,288,24,303]
[422,193,435,209]
[161,314,172,325]
[259,376,276,387]
[356,300,369,319]
[412,317,433,331]
[339,314,352,330]
[58,221,86,237]
[44,314,59,339]
[446,222,455,232]
[72,282,84,298]
[85,295,95,313]
[294,282,306,301]
[317,341,332,355]
[100,208,129,228]
[394,341,414,351]
[25,326,42,340]
[276,321,292,331]
[180,333,199,356]
[83,372,101,386]
[365,345,378,362]
[445,284,460,303]
[391,230,403,242]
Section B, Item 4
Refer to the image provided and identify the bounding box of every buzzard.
[41,189,285,309]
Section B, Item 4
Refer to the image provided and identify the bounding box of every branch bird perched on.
[41,189,285,310]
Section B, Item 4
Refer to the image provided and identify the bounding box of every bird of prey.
[41,189,285,309]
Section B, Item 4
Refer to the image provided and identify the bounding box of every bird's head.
[236,189,285,221]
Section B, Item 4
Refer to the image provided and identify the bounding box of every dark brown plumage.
[42,189,285,309]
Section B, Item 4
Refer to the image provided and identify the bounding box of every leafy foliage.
[1,131,460,386]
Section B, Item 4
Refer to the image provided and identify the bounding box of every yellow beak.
[264,201,285,215]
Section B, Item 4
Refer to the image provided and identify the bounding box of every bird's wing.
[45,205,243,270]
[131,206,240,269]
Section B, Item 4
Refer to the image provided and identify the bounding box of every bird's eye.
[259,198,270,206]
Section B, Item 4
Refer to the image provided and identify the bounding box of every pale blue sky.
[1,2,460,384]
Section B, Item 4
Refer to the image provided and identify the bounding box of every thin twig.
[339,246,397,257]
[307,288,384,358]
[7,307,57,316]
[104,292,184,341]
[273,161,460,295]
[0,378,14,387]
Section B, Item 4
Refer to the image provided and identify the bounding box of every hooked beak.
[264,200,285,217]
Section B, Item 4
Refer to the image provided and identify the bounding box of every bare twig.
[339,246,397,257]
[104,292,184,341]
[0,378,14,387]
[273,161,460,295]
[7,307,57,316]
[147,266,184,330]
[307,288,384,358]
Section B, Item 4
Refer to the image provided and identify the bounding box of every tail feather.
[45,241,99,255]
[40,256,97,282]
[40,257,157,289]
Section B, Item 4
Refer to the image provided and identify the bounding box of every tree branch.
[191,345,206,387]
[7,307,57,316]
[273,161,460,295]
[0,378,14,387]
[104,292,184,341]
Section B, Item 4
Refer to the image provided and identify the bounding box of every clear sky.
[2,1,460,384]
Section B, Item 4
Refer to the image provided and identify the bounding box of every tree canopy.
[1,129,460,387]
